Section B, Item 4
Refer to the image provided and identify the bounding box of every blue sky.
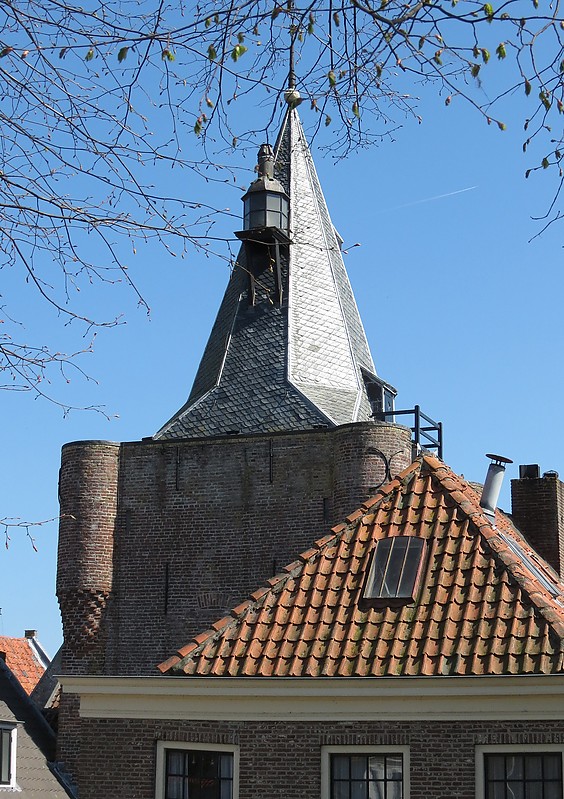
[2,65,564,657]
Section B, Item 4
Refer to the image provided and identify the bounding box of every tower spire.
[154,108,395,440]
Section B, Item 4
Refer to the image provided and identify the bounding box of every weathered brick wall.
[57,440,120,675]
[75,716,564,799]
[101,422,411,675]
[56,422,411,785]
[511,473,564,576]
[56,423,411,678]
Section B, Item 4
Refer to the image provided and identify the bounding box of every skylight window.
[362,537,426,606]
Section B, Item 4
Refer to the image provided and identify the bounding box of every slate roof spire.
[155,107,394,440]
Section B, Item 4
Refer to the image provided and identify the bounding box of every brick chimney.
[511,466,564,577]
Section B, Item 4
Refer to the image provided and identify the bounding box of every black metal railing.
[373,405,443,459]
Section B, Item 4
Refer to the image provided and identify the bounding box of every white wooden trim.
[321,745,410,799]
[155,740,239,799]
[475,744,564,799]
[59,674,564,722]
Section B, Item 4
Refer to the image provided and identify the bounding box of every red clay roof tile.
[0,635,48,694]
[160,457,564,677]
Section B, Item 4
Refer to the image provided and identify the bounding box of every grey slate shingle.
[155,108,393,440]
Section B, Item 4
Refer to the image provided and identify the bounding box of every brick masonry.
[511,473,564,577]
[56,422,412,781]
[75,716,564,799]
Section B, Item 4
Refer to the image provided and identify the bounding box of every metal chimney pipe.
[480,453,513,518]
[257,144,275,179]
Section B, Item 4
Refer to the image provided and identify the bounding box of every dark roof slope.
[155,108,387,440]
[160,456,564,677]
[0,659,73,797]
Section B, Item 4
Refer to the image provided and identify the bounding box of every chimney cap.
[486,453,513,465]
[519,464,541,479]
[24,630,37,639]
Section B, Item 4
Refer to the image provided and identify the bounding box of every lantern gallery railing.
[372,405,443,459]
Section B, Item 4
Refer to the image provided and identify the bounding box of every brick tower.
[56,105,414,782]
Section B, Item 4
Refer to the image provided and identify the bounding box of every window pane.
[333,782,349,799]
[266,210,281,227]
[544,756,562,780]
[331,753,403,799]
[507,780,524,799]
[350,757,367,780]
[397,540,424,598]
[487,757,507,781]
[368,757,385,781]
[545,782,561,799]
[525,781,543,799]
[507,757,524,781]
[351,780,366,799]
[165,750,233,799]
[167,775,184,799]
[0,730,10,785]
[387,781,403,799]
[487,782,506,799]
[386,755,403,781]
[333,756,350,780]
[525,758,543,780]
[220,755,233,778]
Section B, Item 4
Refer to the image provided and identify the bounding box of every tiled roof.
[0,635,48,695]
[154,108,390,440]
[160,456,564,677]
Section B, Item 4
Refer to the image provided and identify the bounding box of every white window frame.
[155,740,239,799]
[476,744,564,799]
[0,724,17,791]
[321,745,410,799]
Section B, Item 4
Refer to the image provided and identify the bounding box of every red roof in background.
[160,455,564,678]
[0,635,48,695]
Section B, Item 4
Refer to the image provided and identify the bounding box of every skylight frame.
[361,536,427,608]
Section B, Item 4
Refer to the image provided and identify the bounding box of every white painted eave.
[59,674,564,722]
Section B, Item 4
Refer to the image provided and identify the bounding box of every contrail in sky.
[382,185,478,213]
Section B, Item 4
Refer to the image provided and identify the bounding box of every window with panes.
[165,748,233,799]
[484,752,562,799]
[330,752,403,799]
[0,726,13,786]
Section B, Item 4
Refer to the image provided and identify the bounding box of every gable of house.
[160,455,564,678]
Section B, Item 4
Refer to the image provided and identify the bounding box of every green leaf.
[434,49,443,65]
[352,101,360,118]
[497,120,506,130]
[539,90,551,110]
[496,42,506,59]
[162,49,175,61]
[214,14,220,23]
[324,114,331,126]
[237,32,245,43]
[271,6,281,18]
[85,48,94,61]
[542,157,550,169]
[481,48,490,63]
[231,44,247,61]
[205,97,214,108]
[558,99,564,114]
[524,79,532,95]
[0,46,12,57]
[327,70,337,87]
[117,46,128,63]
[483,2,494,18]
[471,63,480,78]
[473,46,479,58]
[207,44,217,60]
[194,119,202,136]
[418,37,425,49]
[205,17,211,28]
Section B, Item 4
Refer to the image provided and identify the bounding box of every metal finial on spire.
[284,1,303,107]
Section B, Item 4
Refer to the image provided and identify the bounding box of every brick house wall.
[75,716,564,799]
